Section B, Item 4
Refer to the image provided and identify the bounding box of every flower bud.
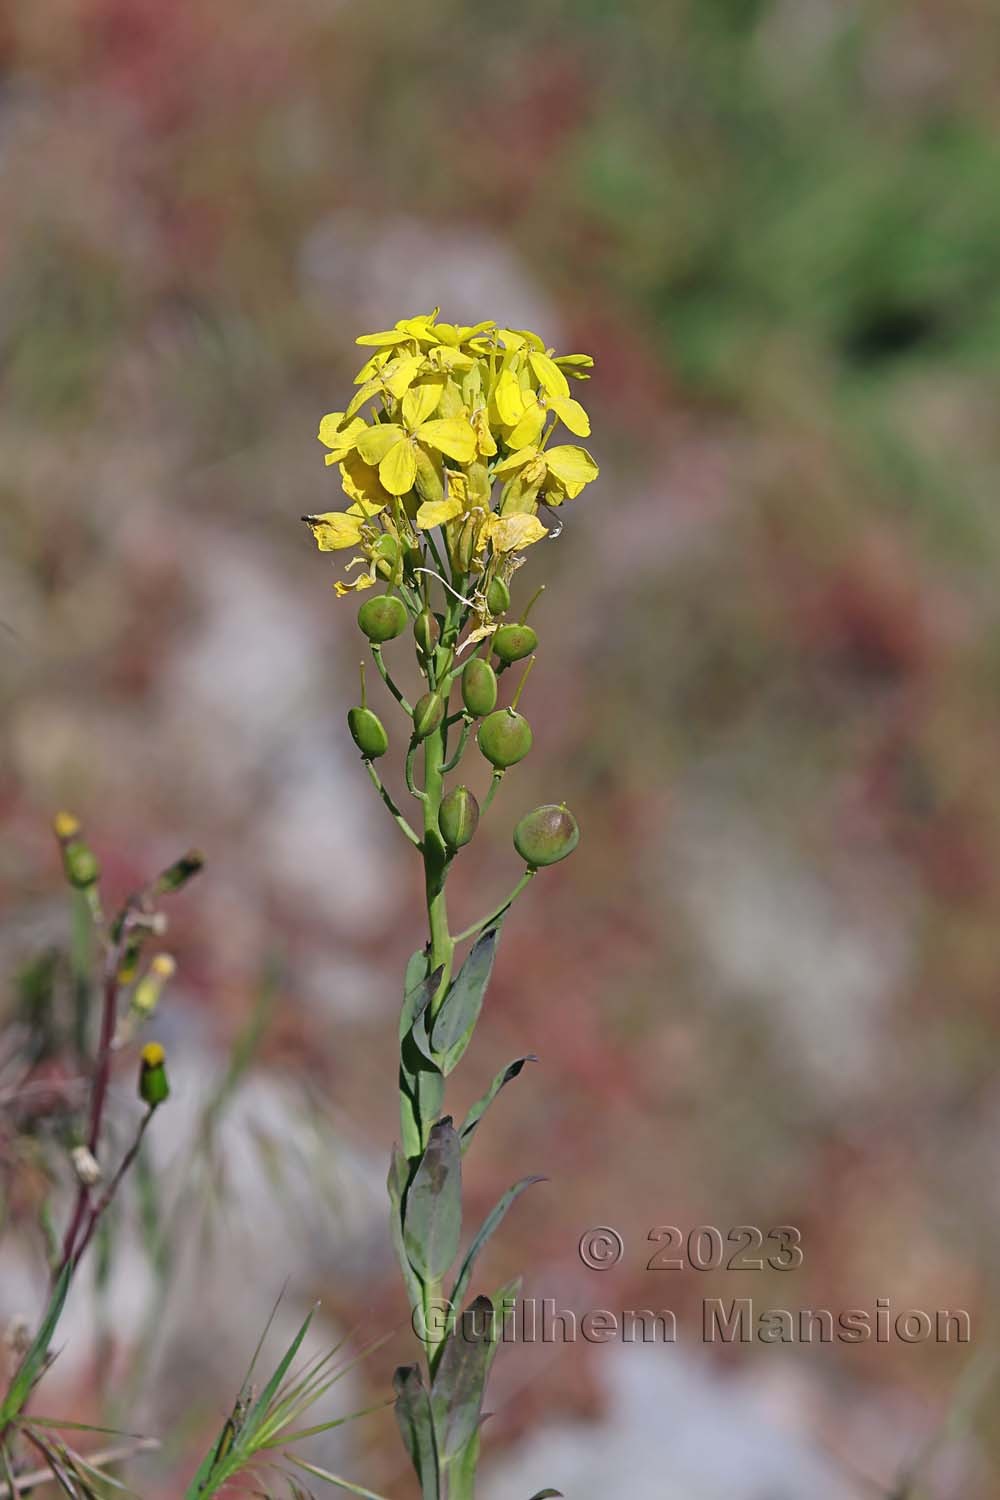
[461,658,498,718]
[412,691,445,741]
[478,709,533,769]
[139,1042,169,1107]
[62,841,100,889]
[156,850,204,893]
[493,623,537,665]
[513,804,580,867]
[414,608,440,656]
[486,577,510,616]
[414,448,445,505]
[132,953,176,1018]
[439,786,480,850]
[348,706,389,759]
[358,594,407,643]
[372,534,401,581]
[53,811,80,841]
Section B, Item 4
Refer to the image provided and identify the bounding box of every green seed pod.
[493,623,538,664]
[62,841,100,889]
[358,594,407,643]
[414,608,440,656]
[155,850,204,893]
[451,512,479,575]
[478,709,533,769]
[439,786,480,850]
[513,804,580,867]
[461,657,498,718]
[139,1043,170,1107]
[486,576,511,616]
[372,534,401,582]
[412,691,445,741]
[348,706,389,759]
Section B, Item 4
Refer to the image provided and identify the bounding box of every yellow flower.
[495,442,599,504]
[356,414,477,497]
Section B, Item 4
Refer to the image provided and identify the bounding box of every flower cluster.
[304,310,598,599]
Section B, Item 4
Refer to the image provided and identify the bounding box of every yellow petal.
[416,497,464,529]
[494,367,527,426]
[488,513,548,552]
[529,350,570,398]
[383,353,424,398]
[546,394,591,437]
[472,409,497,457]
[379,439,417,495]
[355,330,412,347]
[334,571,378,595]
[544,445,599,488]
[303,512,366,551]
[339,452,390,509]
[493,446,537,477]
[506,398,546,450]
[356,424,405,464]
[416,417,477,464]
[403,377,445,429]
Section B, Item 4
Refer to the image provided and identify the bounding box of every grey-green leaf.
[430,1296,496,1461]
[393,1364,439,1500]
[387,1147,424,1315]
[450,1176,544,1313]
[403,1118,462,1281]
[459,1056,537,1152]
[432,924,503,1075]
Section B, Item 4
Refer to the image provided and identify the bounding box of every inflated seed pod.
[412,691,445,741]
[486,576,511,616]
[461,657,498,718]
[358,594,407,643]
[439,786,480,850]
[62,841,100,889]
[414,607,440,656]
[513,804,580,867]
[348,706,389,759]
[493,623,538,665]
[478,708,533,768]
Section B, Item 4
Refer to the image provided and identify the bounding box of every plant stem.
[453,869,535,944]
[362,760,422,848]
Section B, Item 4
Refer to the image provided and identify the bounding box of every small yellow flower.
[141,1041,166,1068]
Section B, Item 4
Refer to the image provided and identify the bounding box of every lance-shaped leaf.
[445,1274,524,1499]
[387,1146,424,1315]
[403,1118,462,1281]
[393,1363,439,1500]
[459,1056,537,1152]
[0,1264,71,1422]
[430,1296,496,1462]
[450,1177,545,1313]
[432,924,503,1075]
[399,953,444,1157]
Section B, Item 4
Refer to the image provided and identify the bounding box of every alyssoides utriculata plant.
[304,310,598,1499]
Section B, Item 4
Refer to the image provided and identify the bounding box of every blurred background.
[2,1,999,1495]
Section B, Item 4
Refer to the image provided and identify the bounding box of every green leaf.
[392,1364,439,1500]
[450,1177,544,1313]
[527,1491,563,1498]
[399,954,443,1155]
[403,1119,462,1281]
[387,1146,424,1315]
[459,1056,537,1152]
[430,1296,496,1462]
[432,924,502,1075]
[0,1264,71,1423]
[285,1455,390,1499]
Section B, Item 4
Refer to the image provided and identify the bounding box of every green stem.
[363,760,422,848]
[371,645,412,716]
[453,868,535,944]
[440,717,471,775]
